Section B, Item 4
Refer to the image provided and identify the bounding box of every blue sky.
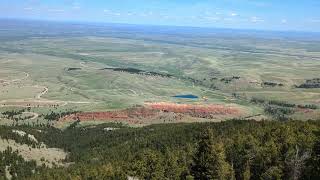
[1,0,320,32]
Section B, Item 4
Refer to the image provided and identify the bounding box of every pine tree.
[303,131,320,179]
[131,149,165,180]
[192,129,235,180]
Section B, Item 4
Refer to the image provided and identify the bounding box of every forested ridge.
[0,120,320,179]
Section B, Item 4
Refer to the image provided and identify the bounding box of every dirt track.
[0,72,29,84]
[0,70,97,108]
[35,86,49,99]
[22,112,39,120]
[0,99,95,108]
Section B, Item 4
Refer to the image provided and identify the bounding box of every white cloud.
[230,12,238,17]
[281,19,287,24]
[250,16,264,23]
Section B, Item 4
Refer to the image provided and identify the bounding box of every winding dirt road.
[0,67,101,109]
[0,72,29,84]
[22,112,39,120]
[35,86,49,99]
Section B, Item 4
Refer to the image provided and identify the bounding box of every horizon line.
[1,17,320,34]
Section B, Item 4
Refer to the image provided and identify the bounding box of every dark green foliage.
[220,76,240,84]
[0,120,319,179]
[250,97,319,120]
[264,105,294,117]
[66,67,82,71]
[263,103,294,121]
[66,120,81,130]
[191,129,234,179]
[31,163,126,180]
[268,100,296,108]
[298,104,318,110]
[101,67,173,78]
[130,149,166,179]
[250,97,266,104]
[2,109,25,120]
[0,126,39,147]
[0,147,38,180]
[44,111,79,121]
[251,98,298,108]
[297,78,320,88]
[303,131,320,179]
[262,82,284,87]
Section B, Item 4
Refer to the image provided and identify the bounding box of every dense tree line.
[297,78,320,89]
[262,81,284,87]
[0,120,320,179]
[263,105,295,121]
[43,110,80,121]
[250,97,318,120]
[297,104,318,110]
[251,97,318,109]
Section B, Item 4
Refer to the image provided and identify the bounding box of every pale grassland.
[1,34,320,125]
[0,138,67,167]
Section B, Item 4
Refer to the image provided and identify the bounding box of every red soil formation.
[60,102,241,124]
[145,102,240,118]
[60,107,158,124]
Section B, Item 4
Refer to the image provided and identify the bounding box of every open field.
[0,21,320,127]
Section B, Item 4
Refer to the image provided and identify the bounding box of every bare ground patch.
[59,102,246,126]
[0,138,68,167]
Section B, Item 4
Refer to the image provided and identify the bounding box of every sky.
[1,0,320,32]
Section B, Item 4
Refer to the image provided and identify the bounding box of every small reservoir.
[172,94,199,99]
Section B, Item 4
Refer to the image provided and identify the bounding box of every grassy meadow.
[1,22,320,126]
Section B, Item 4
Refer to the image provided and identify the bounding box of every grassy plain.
[0,21,320,126]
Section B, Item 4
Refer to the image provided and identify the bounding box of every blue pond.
[172,94,199,99]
